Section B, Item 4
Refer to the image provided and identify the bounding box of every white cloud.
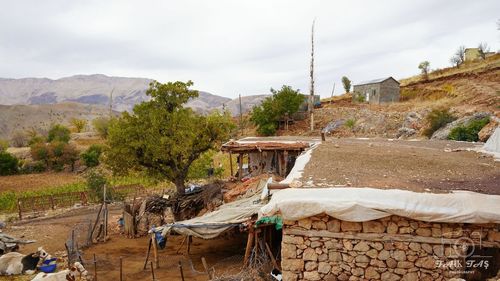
[0,0,498,98]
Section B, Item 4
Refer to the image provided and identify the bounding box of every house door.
[365,92,370,102]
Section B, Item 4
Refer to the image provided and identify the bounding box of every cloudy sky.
[0,0,498,98]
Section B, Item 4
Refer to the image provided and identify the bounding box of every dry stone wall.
[281,214,500,281]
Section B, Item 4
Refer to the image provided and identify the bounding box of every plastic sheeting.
[259,187,500,224]
[483,127,500,160]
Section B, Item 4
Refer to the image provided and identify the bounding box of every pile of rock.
[281,214,500,281]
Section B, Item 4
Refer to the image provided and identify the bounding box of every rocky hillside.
[284,55,500,140]
[0,102,112,139]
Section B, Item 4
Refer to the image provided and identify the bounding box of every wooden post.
[187,235,192,255]
[254,228,260,258]
[283,150,288,176]
[90,203,104,240]
[151,233,159,269]
[17,200,22,220]
[143,239,152,270]
[93,254,97,281]
[243,227,254,266]
[119,257,123,281]
[238,154,243,180]
[103,184,108,242]
[178,261,185,281]
[150,261,155,281]
[229,153,234,178]
[265,242,279,270]
[201,257,212,279]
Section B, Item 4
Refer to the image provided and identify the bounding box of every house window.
[372,89,376,95]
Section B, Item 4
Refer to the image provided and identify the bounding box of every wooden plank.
[265,242,279,270]
[267,183,290,190]
[284,229,500,248]
[243,228,254,266]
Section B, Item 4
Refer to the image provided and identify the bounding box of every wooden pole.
[238,154,243,180]
[187,236,192,255]
[229,153,234,178]
[103,184,108,242]
[265,242,279,270]
[119,257,123,281]
[150,261,155,281]
[201,257,212,280]
[17,200,22,220]
[90,203,104,239]
[151,234,159,269]
[178,261,185,281]
[143,239,152,270]
[93,254,97,281]
[239,94,243,136]
[243,227,254,267]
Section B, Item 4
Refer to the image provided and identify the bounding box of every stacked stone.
[281,215,500,281]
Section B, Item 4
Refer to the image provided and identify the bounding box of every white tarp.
[155,180,269,239]
[482,127,500,160]
[259,187,500,224]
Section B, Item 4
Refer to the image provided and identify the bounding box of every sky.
[0,0,499,98]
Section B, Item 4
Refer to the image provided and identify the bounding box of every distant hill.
[0,102,112,139]
[0,74,267,115]
[0,74,270,138]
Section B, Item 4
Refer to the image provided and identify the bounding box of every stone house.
[262,188,500,281]
[465,48,496,61]
[352,77,400,104]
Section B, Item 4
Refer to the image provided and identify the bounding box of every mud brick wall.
[281,214,500,281]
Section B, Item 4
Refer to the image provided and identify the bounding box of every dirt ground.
[301,138,500,194]
[0,172,82,193]
[1,206,248,281]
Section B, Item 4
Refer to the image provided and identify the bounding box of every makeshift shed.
[221,137,318,179]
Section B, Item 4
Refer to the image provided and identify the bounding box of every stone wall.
[281,214,500,281]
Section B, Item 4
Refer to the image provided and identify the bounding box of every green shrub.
[86,169,108,201]
[0,139,8,152]
[250,85,303,136]
[448,117,490,142]
[92,117,111,138]
[28,135,46,146]
[30,141,78,171]
[355,94,366,103]
[47,124,71,143]
[20,161,47,174]
[423,108,456,138]
[0,151,19,176]
[345,119,356,130]
[81,144,103,167]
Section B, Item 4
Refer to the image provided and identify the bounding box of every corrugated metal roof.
[353,77,399,86]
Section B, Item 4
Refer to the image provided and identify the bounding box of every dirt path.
[1,205,247,281]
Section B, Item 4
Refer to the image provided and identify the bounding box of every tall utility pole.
[239,94,243,136]
[330,82,335,105]
[309,19,316,131]
[109,87,115,118]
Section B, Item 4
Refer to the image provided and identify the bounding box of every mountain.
[0,74,264,114]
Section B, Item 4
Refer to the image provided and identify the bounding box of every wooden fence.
[17,184,149,220]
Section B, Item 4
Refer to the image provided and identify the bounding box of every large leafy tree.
[250,85,304,136]
[106,80,234,194]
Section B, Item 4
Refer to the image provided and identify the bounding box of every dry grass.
[0,172,83,193]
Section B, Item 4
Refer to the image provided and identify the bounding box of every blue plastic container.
[38,258,57,273]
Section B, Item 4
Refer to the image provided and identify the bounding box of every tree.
[30,141,78,171]
[341,76,351,93]
[418,61,430,79]
[450,55,461,68]
[81,144,103,167]
[92,117,111,138]
[10,131,28,147]
[47,124,71,143]
[70,118,88,133]
[0,151,18,175]
[106,80,235,194]
[478,42,490,60]
[250,85,304,136]
[450,45,469,67]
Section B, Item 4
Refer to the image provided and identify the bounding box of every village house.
[465,48,496,61]
[352,77,400,104]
